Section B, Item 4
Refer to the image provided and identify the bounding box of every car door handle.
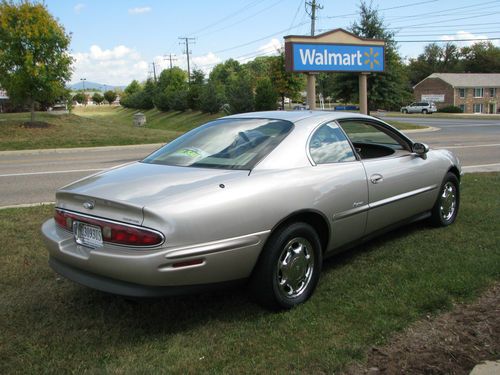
[370,174,384,184]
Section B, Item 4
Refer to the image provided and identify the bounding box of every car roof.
[222,110,375,123]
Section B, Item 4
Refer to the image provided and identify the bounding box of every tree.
[104,90,117,105]
[255,78,278,111]
[154,67,188,112]
[460,42,500,73]
[269,53,304,109]
[331,1,413,111]
[187,69,205,111]
[0,1,73,122]
[200,82,225,114]
[209,59,242,87]
[407,43,461,85]
[72,92,87,105]
[227,74,254,114]
[121,79,155,110]
[124,80,141,95]
[92,92,104,105]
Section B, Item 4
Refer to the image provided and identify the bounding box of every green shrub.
[438,105,463,113]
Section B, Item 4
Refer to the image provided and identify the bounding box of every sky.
[43,0,500,86]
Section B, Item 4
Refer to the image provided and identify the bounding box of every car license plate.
[74,222,103,248]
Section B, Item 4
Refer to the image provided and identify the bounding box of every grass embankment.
[0,106,424,151]
[1,173,498,374]
[0,106,220,151]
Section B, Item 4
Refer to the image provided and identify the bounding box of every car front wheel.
[422,109,428,114]
[431,172,460,226]
[250,222,322,310]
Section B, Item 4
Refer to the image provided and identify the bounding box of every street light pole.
[80,78,87,106]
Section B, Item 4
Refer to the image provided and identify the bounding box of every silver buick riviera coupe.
[42,111,461,310]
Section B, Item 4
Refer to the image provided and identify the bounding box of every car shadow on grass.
[45,219,433,338]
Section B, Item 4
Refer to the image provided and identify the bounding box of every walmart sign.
[288,43,385,73]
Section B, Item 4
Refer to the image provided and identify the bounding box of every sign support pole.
[359,73,369,115]
[307,75,316,110]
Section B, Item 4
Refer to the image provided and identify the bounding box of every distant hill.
[68,81,125,91]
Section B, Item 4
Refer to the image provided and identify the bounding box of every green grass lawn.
[0,173,498,374]
[0,106,424,151]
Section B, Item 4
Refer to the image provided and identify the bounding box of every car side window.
[309,122,356,164]
[339,120,411,160]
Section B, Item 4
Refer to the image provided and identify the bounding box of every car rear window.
[142,118,293,170]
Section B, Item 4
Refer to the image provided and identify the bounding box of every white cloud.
[128,7,152,15]
[71,45,148,86]
[192,53,222,70]
[441,31,499,47]
[257,38,282,54]
[74,3,85,14]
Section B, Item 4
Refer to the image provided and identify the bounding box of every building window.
[490,88,497,97]
[458,88,466,98]
[474,88,484,98]
[473,103,483,113]
[459,104,465,113]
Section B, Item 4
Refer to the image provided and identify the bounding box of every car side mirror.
[413,142,429,157]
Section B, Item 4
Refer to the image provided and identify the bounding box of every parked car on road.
[401,102,437,114]
[42,111,461,310]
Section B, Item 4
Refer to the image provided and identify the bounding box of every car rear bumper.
[42,219,269,295]
[48,256,244,297]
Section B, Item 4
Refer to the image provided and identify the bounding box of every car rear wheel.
[249,222,322,310]
[402,109,408,114]
[422,109,428,114]
[431,172,460,226]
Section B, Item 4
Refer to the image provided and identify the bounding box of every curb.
[401,126,440,133]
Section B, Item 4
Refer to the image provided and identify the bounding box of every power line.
[198,0,287,38]
[289,0,303,31]
[212,20,309,54]
[388,21,500,30]
[321,0,438,19]
[395,37,500,43]
[178,37,196,82]
[396,30,500,37]
[390,11,500,30]
[186,0,267,36]
[385,0,500,22]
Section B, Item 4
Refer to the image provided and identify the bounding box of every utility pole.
[305,0,322,110]
[178,37,196,83]
[151,62,157,82]
[164,53,178,69]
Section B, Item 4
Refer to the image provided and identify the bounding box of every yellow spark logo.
[364,48,380,69]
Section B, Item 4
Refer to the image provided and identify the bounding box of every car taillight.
[54,209,164,247]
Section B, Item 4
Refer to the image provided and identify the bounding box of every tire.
[422,109,428,114]
[249,222,322,310]
[402,109,408,114]
[430,172,460,227]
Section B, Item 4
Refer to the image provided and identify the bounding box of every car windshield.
[142,118,294,170]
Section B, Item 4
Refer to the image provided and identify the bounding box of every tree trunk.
[30,98,35,123]
[281,95,285,110]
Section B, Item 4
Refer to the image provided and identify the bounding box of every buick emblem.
[83,201,95,209]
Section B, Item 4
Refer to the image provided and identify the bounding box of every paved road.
[0,144,162,208]
[0,116,499,208]
[386,116,500,170]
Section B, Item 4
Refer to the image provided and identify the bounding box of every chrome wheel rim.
[440,182,457,221]
[276,237,315,299]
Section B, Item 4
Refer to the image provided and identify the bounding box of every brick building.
[413,73,500,114]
